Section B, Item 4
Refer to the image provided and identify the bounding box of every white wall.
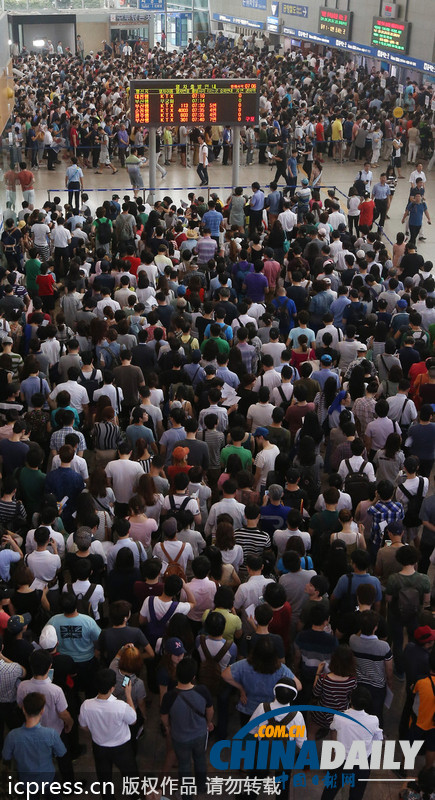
[22,21,75,52]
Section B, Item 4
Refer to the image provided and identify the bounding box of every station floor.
[5,148,435,261]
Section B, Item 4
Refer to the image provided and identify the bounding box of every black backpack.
[400,477,425,528]
[78,368,101,403]
[96,220,112,244]
[397,577,421,624]
[276,385,292,412]
[344,459,371,512]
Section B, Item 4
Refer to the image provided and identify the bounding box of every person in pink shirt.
[187,556,217,632]
[263,248,281,303]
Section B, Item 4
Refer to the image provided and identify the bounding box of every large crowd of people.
[0,28,434,800]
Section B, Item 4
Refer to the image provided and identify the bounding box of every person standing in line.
[65,158,84,214]
[197,135,209,187]
[79,668,138,783]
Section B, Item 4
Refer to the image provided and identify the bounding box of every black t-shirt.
[98,626,149,665]
[282,487,309,512]
[52,652,76,691]
[65,553,105,584]
[3,636,34,673]
[286,285,307,311]
[400,252,424,279]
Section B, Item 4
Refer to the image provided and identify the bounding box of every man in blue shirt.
[286,149,298,192]
[3,692,66,785]
[202,200,223,246]
[44,444,85,530]
[265,181,282,227]
[402,193,431,248]
[330,287,350,330]
[311,354,340,390]
[371,173,391,230]
[249,182,264,235]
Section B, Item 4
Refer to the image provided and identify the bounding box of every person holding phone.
[109,644,147,749]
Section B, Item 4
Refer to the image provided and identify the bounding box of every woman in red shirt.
[290,334,316,369]
[35,264,57,317]
[358,193,375,231]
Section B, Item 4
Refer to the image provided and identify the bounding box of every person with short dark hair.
[79,668,138,782]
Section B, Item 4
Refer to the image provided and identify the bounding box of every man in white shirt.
[233,555,274,612]
[338,439,375,484]
[387,380,417,430]
[328,205,346,229]
[261,330,286,367]
[51,449,89,482]
[253,357,282,393]
[50,219,71,276]
[315,314,343,348]
[96,289,121,320]
[274,510,311,557]
[253,428,279,490]
[247,387,274,432]
[327,687,383,791]
[79,667,138,781]
[63,559,105,620]
[105,443,143,504]
[357,164,373,191]
[409,163,427,188]
[49,368,89,416]
[395,455,429,541]
[278,203,297,235]
[204,481,246,538]
[27,526,61,590]
[94,375,124,416]
[26,518,65,559]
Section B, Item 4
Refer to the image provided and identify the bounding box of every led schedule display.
[371,17,410,52]
[131,80,260,126]
[318,7,352,40]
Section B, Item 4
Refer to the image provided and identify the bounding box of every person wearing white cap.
[249,677,306,749]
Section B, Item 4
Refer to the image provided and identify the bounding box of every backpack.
[344,460,371,512]
[397,578,421,624]
[276,385,292,412]
[198,635,231,693]
[160,541,186,580]
[167,495,190,519]
[354,172,366,196]
[400,477,425,528]
[262,701,297,730]
[96,219,112,245]
[298,467,317,505]
[78,368,100,403]
[67,582,96,617]
[146,596,178,647]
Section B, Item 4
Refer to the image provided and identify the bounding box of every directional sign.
[242,0,267,9]
[270,2,279,17]
[138,0,164,10]
[281,3,308,18]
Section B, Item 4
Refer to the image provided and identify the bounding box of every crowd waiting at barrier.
[0,31,433,800]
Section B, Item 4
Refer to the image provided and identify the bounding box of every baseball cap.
[356,343,367,352]
[318,227,327,235]
[397,299,407,309]
[39,624,58,650]
[7,613,31,634]
[2,337,13,345]
[165,637,186,655]
[254,427,269,438]
[301,178,309,186]
[356,250,366,259]
[177,285,187,296]
[320,354,332,364]
[172,446,189,461]
[414,625,435,645]
[323,277,331,284]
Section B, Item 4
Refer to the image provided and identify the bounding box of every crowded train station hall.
[0,2,434,797]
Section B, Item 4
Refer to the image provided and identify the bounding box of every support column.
[147,126,157,205]
[232,127,240,189]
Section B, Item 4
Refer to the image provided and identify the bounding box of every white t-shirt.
[79,695,136,747]
[330,708,383,755]
[49,380,89,414]
[254,444,279,486]
[396,476,429,513]
[51,226,71,248]
[140,595,191,622]
[153,539,194,575]
[27,550,61,589]
[274,528,311,557]
[338,455,375,483]
[162,494,200,518]
[234,575,274,611]
[105,459,143,504]
[26,527,65,558]
[63,579,105,620]
[51,453,88,480]
[93,384,124,415]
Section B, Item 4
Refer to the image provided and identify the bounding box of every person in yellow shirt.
[331,116,343,162]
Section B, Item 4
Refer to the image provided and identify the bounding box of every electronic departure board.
[130,80,260,126]
[318,7,352,40]
[371,17,410,53]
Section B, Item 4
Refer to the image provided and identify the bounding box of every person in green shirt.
[18,448,46,516]
[125,147,144,197]
[221,427,253,470]
[92,207,113,254]
[24,248,41,298]
[200,324,230,357]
